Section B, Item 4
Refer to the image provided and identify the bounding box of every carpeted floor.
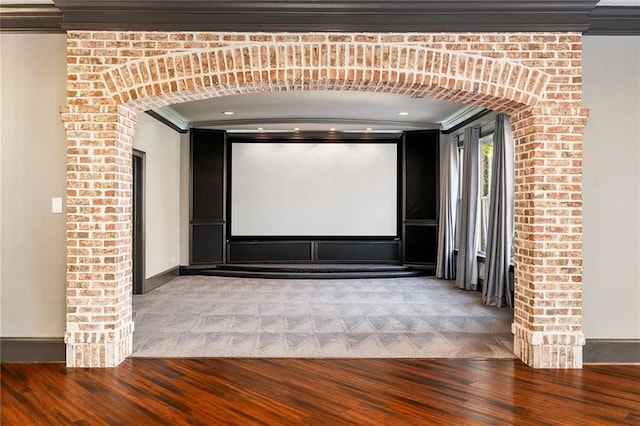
[132,275,514,358]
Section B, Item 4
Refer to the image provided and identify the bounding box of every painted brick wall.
[62,32,588,368]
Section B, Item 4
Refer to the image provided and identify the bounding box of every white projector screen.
[231,143,397,236]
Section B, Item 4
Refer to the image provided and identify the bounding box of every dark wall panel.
[404,225,437,265]
[191,129,225,222]
[317,241,400,263]
[228,242,312,263]
[188,128,440,266]
[190,129,226,264]
[402,130,439,265]
[192,225,225,264]
[404,130,439,221]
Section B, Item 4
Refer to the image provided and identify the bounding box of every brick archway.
[102,43,548,110]
[62,32,588,368]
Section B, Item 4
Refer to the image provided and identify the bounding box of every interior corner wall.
[582,36,640,339]
[0,33,67,337]
[132,113,182,278]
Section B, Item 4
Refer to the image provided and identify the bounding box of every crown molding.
[1,2,638,36]
[192,117,440,131]
[585,6,640,35]
[147,106,190,133]
[440,106,491,132]
[52,1,598,32]
[0,3,63,32]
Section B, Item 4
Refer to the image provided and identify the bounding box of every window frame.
[479,132,494,254]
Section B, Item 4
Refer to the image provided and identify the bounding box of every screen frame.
[226,132,403,241]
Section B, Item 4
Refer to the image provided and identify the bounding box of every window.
[453,129,496,255]
[479,133,494,253]
[454,138,464,250]
[450,117,514,290]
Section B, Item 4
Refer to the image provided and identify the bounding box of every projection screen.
[231,142,397,236]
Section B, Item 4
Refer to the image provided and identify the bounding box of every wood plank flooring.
[2,359,639,425]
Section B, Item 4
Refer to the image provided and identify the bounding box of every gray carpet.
[132,275,514,358]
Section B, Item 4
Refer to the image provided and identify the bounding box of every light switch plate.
[52,197,63,213]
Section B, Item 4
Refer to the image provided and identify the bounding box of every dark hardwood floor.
[2,359,639,425]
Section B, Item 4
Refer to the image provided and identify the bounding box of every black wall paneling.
[405,134,438,221]
[224,131,403,265]
[191,224,225,264]
[192,130,225,221]
[403,225,438,265]
[190,129,226,264]
[227,240,401,264]
[228,241,313,263]
[316,241,400,263]
[189,129,439,266]
[402,130,439,267]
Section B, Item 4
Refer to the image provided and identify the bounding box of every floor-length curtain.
[456,126,480,290]
[436,134,459,279]
[483,114,515,307]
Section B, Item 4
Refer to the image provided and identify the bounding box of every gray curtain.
[436,134,459,279]
[456,125,480,290]
[483,114,514,307]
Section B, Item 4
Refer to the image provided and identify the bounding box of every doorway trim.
[132,149,145,295]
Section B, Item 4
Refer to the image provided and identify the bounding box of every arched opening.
[62,33,587,368]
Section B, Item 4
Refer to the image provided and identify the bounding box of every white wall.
[0,34,68,337]
[132,113,182,278]
[582,36,640,339]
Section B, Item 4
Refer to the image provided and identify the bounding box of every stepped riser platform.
[181,264,433,279]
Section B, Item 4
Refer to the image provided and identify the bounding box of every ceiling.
[163,91,476,133]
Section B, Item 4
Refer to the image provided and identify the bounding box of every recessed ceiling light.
[366,127,373,132]
[329,128,336,131]
[293,127,300,131]
[257,127,264,132]
[398,111,409,116]
[223,111,234,115]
